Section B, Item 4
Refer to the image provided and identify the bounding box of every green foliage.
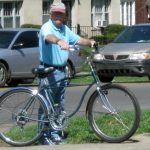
[91,33,118,45]
[106,33,118,42]
[91,24,126,44]
[90,35,107,45]
[105,24,126,34]
[20,24,41,29]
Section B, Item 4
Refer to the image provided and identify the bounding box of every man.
[38,1,95,145]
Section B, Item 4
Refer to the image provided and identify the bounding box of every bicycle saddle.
[32,67,55,78]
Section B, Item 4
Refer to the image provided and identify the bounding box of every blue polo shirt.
[39,19,80,66]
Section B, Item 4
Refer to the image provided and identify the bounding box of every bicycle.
[0,44,141,146]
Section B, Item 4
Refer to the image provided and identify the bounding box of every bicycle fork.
[90,64,129,129]
[96,86,129,130]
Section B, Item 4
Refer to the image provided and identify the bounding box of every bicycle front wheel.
[0,88,47,146]
[87,84,141,143]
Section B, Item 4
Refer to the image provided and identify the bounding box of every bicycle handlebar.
[69,42,100,52]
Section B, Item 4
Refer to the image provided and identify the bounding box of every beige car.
[93,23,150,82]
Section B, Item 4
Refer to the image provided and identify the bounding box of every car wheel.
[7,79,20,87]
[65,62,74,77]
[0,63,7,87]
[98,75,114,82]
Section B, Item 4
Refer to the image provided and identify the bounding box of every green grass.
[5,124,38,141]
[1,110,150,145]
[70,75,149,84]
[65,110,150,143]
[137,110,150,133]
[113,76,149,83]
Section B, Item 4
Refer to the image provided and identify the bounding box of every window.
[0,1,22,28]
[91,0,110,27]
[42,0,53,23]
[120,0,135,26]
[113,26,150,43]
[0,31,18,48]
[14,31,39,49]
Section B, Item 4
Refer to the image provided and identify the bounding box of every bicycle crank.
[49,111,68,130]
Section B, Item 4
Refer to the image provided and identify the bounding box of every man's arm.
[77,37,96,47]
[45,34,70,50]
[45,34,61,44]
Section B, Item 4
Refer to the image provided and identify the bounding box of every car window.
[13,31,39,48]
[0,31,18,48]
[113,26,150,43]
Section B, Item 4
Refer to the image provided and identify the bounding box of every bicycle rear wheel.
[0,88,47,146]
[87,84,141,143]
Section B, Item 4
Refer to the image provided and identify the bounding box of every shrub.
[105,24,126,34]
[91,33,118,45]
[90,35,107,45]
[20,24,41,29]
[91,24,126,44]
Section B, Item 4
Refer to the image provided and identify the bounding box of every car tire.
[65,62,74,77]
[7,79,20,87]
[98,75,114,82]
[0,62,7,87]
[148,75,150,81]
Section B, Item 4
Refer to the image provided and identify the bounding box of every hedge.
[91,24,126,44]
[20,24,41,29]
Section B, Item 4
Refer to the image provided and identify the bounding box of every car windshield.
[113,25,150,43]
[0,31,18,48]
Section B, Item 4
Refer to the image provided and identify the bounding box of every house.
[0,0,149,36]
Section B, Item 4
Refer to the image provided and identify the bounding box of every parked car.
[93,23,150,82]
[0,28,85,87]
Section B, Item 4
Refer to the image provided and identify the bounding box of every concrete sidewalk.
[0,134,150,150]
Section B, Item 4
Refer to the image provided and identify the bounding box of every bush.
[106,33,118,43]
[90,35,107,45]
[90,24,126,44]
[20,24,41,29]
[91,33,118,45]
[105,24,126,34]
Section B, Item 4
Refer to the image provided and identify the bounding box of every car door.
[9,30,40,77]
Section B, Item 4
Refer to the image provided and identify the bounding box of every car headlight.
[93,53,104,61]
[129,53,150,60]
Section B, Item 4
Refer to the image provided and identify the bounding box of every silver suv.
[93,23,150,82]
[0,28,85,87]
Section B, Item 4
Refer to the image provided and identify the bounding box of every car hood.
[100,43,150,55]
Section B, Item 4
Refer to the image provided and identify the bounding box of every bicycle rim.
[87,84,140,143]
[0,88,47,146]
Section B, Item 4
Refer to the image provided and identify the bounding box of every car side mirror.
[12,43,24,49]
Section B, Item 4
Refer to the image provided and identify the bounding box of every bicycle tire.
[86,83,141,143]
[0,88,47,146]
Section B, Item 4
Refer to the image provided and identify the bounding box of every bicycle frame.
[37,73,94,118]
[37,58,114,119]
